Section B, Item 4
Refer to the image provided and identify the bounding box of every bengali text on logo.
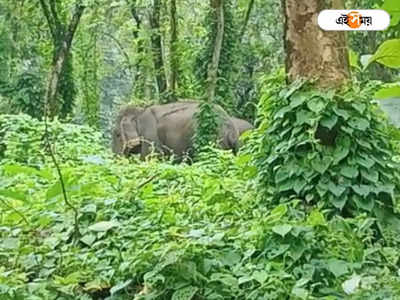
[318,10,390,31]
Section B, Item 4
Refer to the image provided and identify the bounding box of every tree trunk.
[240,0,254,42]
[40,0,84,118]
[283,0,349,88]
[149,0,167,98]
[169,0,178,101]
[128,0,146,96]
[207,0,224,103]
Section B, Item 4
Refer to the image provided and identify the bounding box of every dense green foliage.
[257,78,400,219]
[2,106,400,299]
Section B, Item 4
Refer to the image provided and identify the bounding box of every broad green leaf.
[171,286,198,300]
[290,93,307,108]
[342,274,361,295]
[272,224,292,237]
[293,178,307,194]
[355,196,375,212]
[340,166,358,179]
[320,115,338,130]
[252,270,269,284]
[210,273,238,288]
[307,210,326,227]
[360,169,379,183]
[351,103,366,114]
[0,189,27,202]
[275,168,290,183]
[311,156,332,174]
[349,49,360,70]
[360,54,373,68]
[357,156,375,169]
[1,237,19,249]
[2,164,52,180]
[375,85,400,99]
[381,0,400,27]
[266,204,287,223]
[307,98,325,113]
[292,287,308,300]
[296,110,315,125]
[327,259,349,278]
[330,194,347,210]
[352,185,371,197]
[46,181,63,201]
[88,220,120,232]
[348,117,369,131]
[80,234,96,246]
[368,39,400,69]
[328,182,346,197]
[333,107,350,120]
[219,251,241,267]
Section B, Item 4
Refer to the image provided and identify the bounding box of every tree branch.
[49,0,62,33]
[39,0,57,39]
[240,0,254,42]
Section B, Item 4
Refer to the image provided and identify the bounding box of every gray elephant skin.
[112,101,241,160]
[230,117,253,135]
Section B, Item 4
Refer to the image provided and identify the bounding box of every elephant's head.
[112,106,145,156]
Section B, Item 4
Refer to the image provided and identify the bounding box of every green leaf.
[375,85,400,99]
[210,273,238,288]
[360,169,379,183]
[219,251,241,267]
[272,224,292,237]
[266,204,287,223]
[327,259,349,278]
[290,93,307,108]
[252,270,269,284]
[292,287,308,300]
[311,156,332,174]
[293,178,307,194]
[296,110,314,125]
[340,166,358,179]
[275,168,290,183]
[328,182,346,197]
[352,185,371,197]
[307,210,326,227]
[355,195,375,212]
[307,98,325,113]
[349,49,360,70]
[357,156,375,168]
[333,107,350,120]
[88,221,120,232]
[110,280,133,295]
[342,274,361,295]
[368,39,400,69]
[320,115,338,130]
[351,103,366,114]
[381,0,400,27]
[330,194,347,210]
[80,234,96,246]
[333,138,350,164]
[0,189,27,202]
[3,164,52,180]
[348,117,369,131]
[1,238,19,249]
[46,181,63,201]
[171,286,198,300]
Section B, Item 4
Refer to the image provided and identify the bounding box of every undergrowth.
[0,113,400,299]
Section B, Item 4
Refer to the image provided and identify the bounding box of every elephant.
[112,101,240,160]
[230,117,253,136]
